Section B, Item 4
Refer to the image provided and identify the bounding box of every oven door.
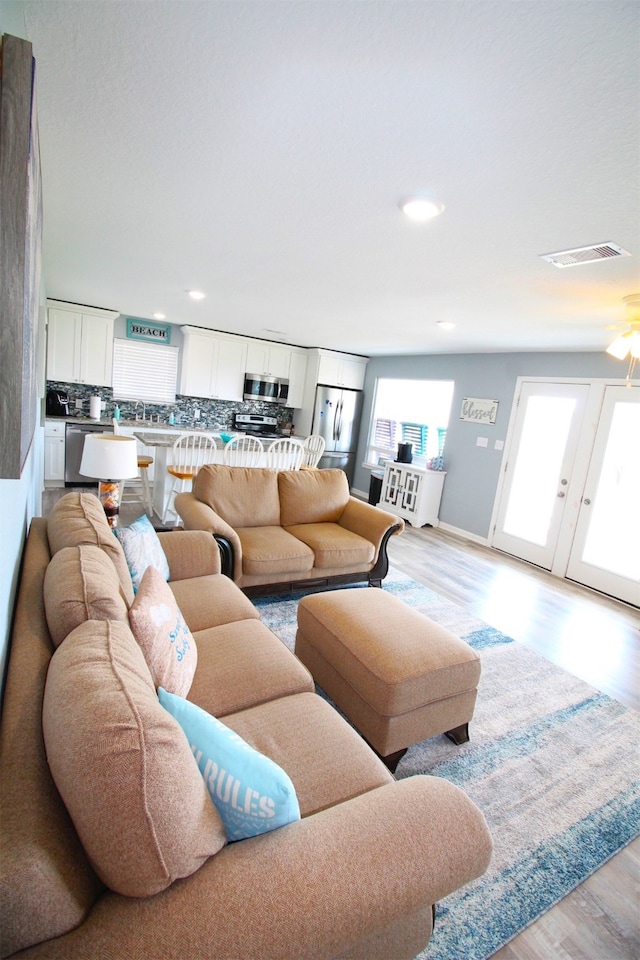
[243,373,280,404]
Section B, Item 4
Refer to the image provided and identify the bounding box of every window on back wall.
[112,339,178,404]
[365,378,455,465]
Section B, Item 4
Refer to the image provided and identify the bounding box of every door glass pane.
[503,397,575,544]
[581,401,640,578]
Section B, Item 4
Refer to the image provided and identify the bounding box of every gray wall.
[354,351,626,540]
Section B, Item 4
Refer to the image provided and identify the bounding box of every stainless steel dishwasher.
[64,422,114,485]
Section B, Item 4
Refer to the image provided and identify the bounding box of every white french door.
[564,386,640,605]
[491,382,590,569]
[491,380,640,606]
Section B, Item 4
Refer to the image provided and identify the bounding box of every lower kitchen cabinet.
[379,461,446,527]
[44,421,66,485]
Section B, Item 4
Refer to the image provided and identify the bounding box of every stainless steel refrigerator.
[311,385,363,484]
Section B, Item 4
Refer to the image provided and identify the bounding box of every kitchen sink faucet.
[134,400,146,422]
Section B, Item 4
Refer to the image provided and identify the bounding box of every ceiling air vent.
[539,242,631,268]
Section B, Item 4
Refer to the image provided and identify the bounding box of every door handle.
[583,498,591,505]
[557,491,566,498]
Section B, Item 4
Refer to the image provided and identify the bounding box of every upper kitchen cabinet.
[180,327,246,401]
[313,349,369,390]
[46,300,119,386]
[245,340,292,380]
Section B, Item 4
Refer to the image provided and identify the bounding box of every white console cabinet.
[379,462,446,527]
[44,420,66,486]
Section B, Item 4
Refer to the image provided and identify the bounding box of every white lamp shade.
[79,434,139,480]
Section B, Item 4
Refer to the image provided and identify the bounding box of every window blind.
[112,339,178,404]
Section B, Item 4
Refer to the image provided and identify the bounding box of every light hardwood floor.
[387,525,640,960]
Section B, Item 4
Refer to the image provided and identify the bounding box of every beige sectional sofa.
[0,492,492,960]
[175,465,404,595]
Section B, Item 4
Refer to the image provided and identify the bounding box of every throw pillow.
[158,687,301,841]
[43,620,226,897]
[129,566,197,697]
[114,513,170,592]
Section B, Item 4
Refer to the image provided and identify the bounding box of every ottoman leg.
[378,748,407,774]
[445,723,470,746]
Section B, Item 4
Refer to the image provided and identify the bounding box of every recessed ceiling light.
[400,198,445,222]
[188,290,206,300]
[153,312,166,320]
[437,320,456,330]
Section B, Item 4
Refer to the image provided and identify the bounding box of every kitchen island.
[133,431,304,523]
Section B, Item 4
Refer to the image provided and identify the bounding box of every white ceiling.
[23,0,640,357]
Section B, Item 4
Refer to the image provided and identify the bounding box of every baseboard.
[437,521,489,546]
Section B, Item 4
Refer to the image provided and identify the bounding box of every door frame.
[489,376,631,580]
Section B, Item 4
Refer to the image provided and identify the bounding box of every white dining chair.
[163,433,219,525]
[223,435,264,467]
[265,437,305,471]
[301,434,325,468]
[113,419,155,517]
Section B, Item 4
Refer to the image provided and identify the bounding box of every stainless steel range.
[234,414,283,440]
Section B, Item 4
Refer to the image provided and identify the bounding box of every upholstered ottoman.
[295,589,481,770]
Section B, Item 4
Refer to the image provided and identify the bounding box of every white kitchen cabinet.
[245,340,291,380]
[316,350,368,390]
[46,301,118,386]
[180,327,246,401]
[44,420,65,484]
[379,461,446,527]
[287,348,308,409]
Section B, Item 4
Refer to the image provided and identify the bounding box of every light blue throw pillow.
[158,688,300,841]
[114,513,170,592]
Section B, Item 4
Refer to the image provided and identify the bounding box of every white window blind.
[112,339,178,404]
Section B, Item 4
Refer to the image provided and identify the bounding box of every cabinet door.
[213,337,246,401]
[287,350,307,408]
[317,353,342,386]
[44,437,65,480]
[180,333,218,398]
[340,357,367,390]
[47,309,81,381]
[80,315,114,386]
[245,341,270,375]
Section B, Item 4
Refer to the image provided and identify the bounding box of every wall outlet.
[476,436,488,447]
[193,408,200,420]
[75,399,83,410]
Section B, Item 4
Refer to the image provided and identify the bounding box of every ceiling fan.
[606,294,640,380]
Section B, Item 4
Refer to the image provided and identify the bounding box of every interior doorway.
[491,379,640,606]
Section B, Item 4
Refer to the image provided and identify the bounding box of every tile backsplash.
[45,381,295,431]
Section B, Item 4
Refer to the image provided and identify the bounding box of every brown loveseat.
[175,465,404,596]
[0,493,492,960]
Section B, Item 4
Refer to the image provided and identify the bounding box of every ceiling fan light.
[630,333,640,360]
[606,334,631,360]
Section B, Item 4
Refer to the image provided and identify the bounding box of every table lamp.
[79,434,139,528]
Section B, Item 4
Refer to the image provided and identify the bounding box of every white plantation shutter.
[112,339,178,403]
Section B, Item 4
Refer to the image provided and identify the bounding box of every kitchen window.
[365,378,454,465]
[112,338,178,404]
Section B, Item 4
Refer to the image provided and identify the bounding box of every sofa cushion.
[237,526,314,576]
[194,465,281,528]
[188,618,315,717]
[42,620,227,898]
[129,566,197,696]
[46,492,134,604]
[158,688,301,841]
[284,522,375,569]
[169,572,260,633]
[223,692,394,818]
[278,469,350,526]
[44,545,129,647]
[114,513,170,592]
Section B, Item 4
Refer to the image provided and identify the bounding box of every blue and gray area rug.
[254,569,640,960]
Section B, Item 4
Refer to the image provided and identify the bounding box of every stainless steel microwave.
[243,373,289,406]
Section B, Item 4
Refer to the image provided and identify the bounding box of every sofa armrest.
[339,497,404,556]
[174,493,243,580]
[157,530,222,581]
[19,777,491,960]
